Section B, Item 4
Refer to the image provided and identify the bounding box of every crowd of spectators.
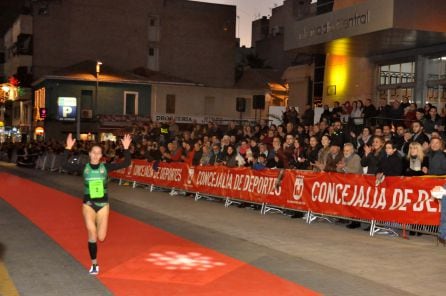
[123,99,446,178]
[2,98,446,180]
[2,98,446,229]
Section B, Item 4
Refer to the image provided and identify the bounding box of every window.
[147,47,159,70]
[124,91,138,115]
[148,16,159,27]
[379,62,415,85]
[166,94,175,114]
[148,15,160,42]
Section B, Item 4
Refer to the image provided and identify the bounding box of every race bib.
[89,180,104,199]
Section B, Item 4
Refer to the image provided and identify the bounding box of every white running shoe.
[89,264,99,275]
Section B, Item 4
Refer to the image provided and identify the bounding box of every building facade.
[253,0,446,112]
[1,0,266,139]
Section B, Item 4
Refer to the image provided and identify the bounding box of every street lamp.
[96,61,102,100]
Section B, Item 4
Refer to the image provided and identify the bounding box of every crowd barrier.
[108,160,444,238]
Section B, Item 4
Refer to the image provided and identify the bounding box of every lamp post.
[96,61,102,111]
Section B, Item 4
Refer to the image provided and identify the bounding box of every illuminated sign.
[57,97,77,121]
[39,108,47,119]
[35,127,45,135]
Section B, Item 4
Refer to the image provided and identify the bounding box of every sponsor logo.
[293,176,304,200]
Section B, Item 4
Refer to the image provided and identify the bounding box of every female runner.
[63,133,132,275]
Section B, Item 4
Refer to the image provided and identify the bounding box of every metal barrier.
[110,176,440,241]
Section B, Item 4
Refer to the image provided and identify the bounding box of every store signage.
[39,108,47,119]
[154,113,238,124]
[57,97,77,121]
[298,10,370,41]
[35,127,45,135]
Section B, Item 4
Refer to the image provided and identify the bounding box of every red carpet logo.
[145,251,225,271]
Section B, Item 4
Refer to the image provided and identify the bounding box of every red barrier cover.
[109,160,189,190]
[110,161,444,225]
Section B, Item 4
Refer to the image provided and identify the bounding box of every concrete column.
[414,55,427,106]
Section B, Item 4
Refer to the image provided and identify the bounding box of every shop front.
[283,0,446,107]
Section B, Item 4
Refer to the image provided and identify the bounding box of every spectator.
[350,100,364,133]
[289,139,306,169]
[376,98,391,125]
[314,135,331,172]
[391,125,406,152]
[376,141,403,177]
[382,124,393,142]
[200,145,212,166]
[404,142,429,176]
[363,99,377,126]
[352,127,373,157]
[388,100,404,126]
[209,144,224,165]
[361,136,386,174]
[302,104,315,127]
[304,136,321,170]
[331,120,347,148]
[166,141,183,162]
[223,145,245,168]
[404,103,417,128]
[332,101,343,122]
[425,137,446,175]
[238,139,253,166]
[324,144,343,172]
[191,142,203,166]
[267,137,287,169]
[410,121,430,146]
[423,106,443,134]
[336,143,363,174]
[252,153,268,170]
[320,104,332,123]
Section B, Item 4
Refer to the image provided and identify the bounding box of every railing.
[106,160,443,240]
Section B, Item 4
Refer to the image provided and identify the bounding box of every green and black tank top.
[83,163,108,203]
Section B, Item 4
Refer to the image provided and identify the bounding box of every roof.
[33,60,198,86]
[234,68,285,90]
[132,67,198,84]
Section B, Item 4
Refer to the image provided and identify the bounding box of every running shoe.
[89,264,99,275]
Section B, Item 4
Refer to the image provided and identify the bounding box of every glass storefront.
[425,57,446,110]
[378,61,416,104]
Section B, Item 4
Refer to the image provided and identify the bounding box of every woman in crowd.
[361,136,386,175]
[351,127,373,157]
[289,138,306,169]
[404,142,429,176]
[350,100,364,133]
[314,134,331,172]
[304,136,321,170]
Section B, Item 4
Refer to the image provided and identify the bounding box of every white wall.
[151,84,268,121]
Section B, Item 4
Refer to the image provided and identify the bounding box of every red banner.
[109,161,444,225]
[282,171,443,225]
[109,160,189,190]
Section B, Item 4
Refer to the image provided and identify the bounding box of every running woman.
[63,133,132,275]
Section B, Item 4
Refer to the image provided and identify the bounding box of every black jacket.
[377,153,403,176]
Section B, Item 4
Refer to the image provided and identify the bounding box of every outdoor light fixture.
[96,61,102,74]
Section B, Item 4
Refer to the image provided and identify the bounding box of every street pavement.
[1,163,445,296]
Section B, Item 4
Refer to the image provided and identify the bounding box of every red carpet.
[0,173,319,295]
